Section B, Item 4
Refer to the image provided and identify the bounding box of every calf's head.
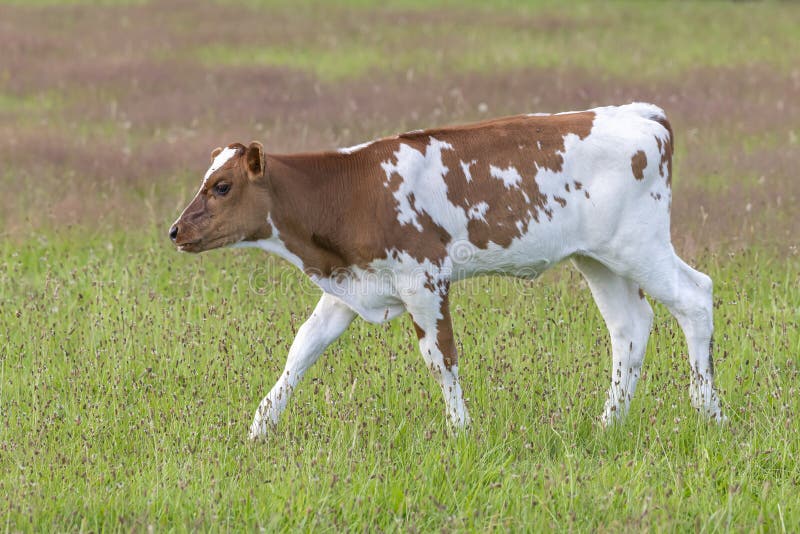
[170,141,272,252]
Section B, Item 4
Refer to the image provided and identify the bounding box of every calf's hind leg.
[608,244,725,422]
[635,255,724,421]
[572,256,654,426]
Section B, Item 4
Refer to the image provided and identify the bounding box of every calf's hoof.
[248,416,274,441]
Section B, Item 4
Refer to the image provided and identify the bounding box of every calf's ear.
[210,147,223,162]
[246,141,266,180]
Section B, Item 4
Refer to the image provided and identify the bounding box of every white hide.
[489,164,523,188]
[337,140,375,154]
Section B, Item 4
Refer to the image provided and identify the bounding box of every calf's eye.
[213,182,231,196]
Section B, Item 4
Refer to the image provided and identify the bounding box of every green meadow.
[1,0,799,531]
[2,233,798,530]
[197,2,800,81]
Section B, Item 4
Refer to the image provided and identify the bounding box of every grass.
[0,0,145,5]
[0,91,63,114]
[194,2,800,81]
[196,43,387,82]
[1,229,798,530]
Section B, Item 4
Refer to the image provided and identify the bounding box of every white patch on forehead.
[337,140,374,154]
[203,147,238,186]
[489,165,522,189]
[459,159,476,183]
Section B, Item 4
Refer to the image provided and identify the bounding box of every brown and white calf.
[170,103,725,439]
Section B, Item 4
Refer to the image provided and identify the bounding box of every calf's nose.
[169,224,179,242]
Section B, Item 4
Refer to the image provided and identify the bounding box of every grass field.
[1,0,799,531]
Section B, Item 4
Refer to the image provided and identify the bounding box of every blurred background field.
[1,0,798,251]
[1,0,799,531]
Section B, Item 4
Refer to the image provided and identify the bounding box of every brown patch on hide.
[631,150,647,180]
[654,118,674,187]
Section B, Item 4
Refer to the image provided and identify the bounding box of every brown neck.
[265,152,362,275]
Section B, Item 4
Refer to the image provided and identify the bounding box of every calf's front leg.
[249,293,356,440]
[405,285,470,429]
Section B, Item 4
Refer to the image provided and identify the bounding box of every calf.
[170,103,725,440]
